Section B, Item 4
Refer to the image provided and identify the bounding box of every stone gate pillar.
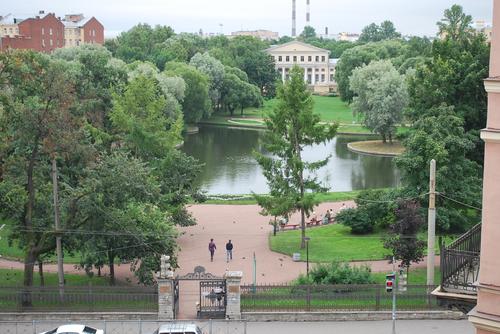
[224,270,243,320]
[157,255,175,320]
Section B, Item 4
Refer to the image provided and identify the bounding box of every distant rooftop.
[62,14,92,28]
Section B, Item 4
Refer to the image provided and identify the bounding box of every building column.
[469,1,500,333]
[304,68,308,83]
[281,67,286,82]
[224,270,243,320]
[312,68,315,85]
[157,255,175,320]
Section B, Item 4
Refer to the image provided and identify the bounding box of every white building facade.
[266,41,337,94]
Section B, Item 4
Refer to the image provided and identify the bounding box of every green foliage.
[383,200,426,269]
[335,40,405,102]
[299,26,317,40]
[359,21,401,43]
[296,262,374,285]
[350,60,408,142]
[190,52,225,113]
[164,61,211,123]
[437,4,474,41]
[395,106,482,232]
[254,66,337,248]
[335,208,374,234]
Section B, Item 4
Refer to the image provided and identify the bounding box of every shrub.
[296,262,375,285]
[335,207,374,234]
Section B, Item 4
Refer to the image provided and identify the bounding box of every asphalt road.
[0,319,474,334]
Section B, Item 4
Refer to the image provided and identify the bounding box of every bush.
[335,207,374,234]
[296,262,374,285]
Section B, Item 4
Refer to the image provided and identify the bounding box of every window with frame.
[49,39,53,46]
[41,27,45,35]
[300,56,304,62]
[308,56,312,62]
[293,56,297,62]
[286,56,290,62]
[49,28,52,35]
[278,56,282,62]
[315,56,319,62]
[321,56,326,62]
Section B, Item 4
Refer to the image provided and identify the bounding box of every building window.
[42,39,45,47]
[300,56,304,62]
[41,28,45,35]
[93,29,96,36]
[49,39,53,46]
[330,74,334,82]
[9,28,12,34]
[315,56,319,62]
[315,74,319,82]
[307,75,312,84]
[49,28,53,35]
[286,56,290,62]
[321,74,325,82]
[308,56,312,62]
[278,56,282,62]
[293,56,297,62]
[321,56,326,62]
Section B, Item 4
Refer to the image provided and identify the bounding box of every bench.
[281,224,300,230]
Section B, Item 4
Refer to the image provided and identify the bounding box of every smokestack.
[292,0,296,37]
[306,0,310,25]
[325,27,328,35]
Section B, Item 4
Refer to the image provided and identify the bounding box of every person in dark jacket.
[225,240,233,263]
[208,238,216,262]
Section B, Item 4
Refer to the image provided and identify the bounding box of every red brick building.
[1,12,64,52]
[0,11,104,52]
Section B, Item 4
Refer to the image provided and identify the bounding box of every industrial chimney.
[306,0,310,25]
[325,26,329,36]
[292,0,296,37]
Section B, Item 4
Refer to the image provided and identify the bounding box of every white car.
[39,324,103,334]
[154,323,203,334]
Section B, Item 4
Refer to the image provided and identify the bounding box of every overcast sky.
[4,0,493,38]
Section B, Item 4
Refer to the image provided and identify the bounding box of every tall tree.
[395,105,482,232]
[349,60,408,143]
[300,26,317,40]
[359,21,401,43]
[164,62,210,123]
[190,52,225,114]
[335,40,405,102]
[383,200,426,277]
[0,51,92,297]
[437,4,474,41]
[254,66,337,248]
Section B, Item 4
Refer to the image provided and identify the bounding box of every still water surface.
[181,126,401,195]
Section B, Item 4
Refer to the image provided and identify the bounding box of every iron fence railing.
[0,285,158,312]
[241,284,439,312]
[440,223,481,294]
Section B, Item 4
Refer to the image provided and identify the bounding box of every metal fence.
[0,286,158,312]
[241,284,439,312]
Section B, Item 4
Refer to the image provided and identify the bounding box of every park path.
[0,201,439,318]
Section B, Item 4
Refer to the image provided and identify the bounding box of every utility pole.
[52,158,64,300]
[0,224,5,258]
[427,159,436,286]
[252,252,256,293]
[392,256,396,334]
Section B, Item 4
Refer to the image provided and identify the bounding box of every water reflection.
[181,126,401,195]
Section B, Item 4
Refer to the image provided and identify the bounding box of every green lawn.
[0,268,109,287]
[270,223,452,263]
[0,222,82,263]
[270,224,387,262]
[372,267,441,285]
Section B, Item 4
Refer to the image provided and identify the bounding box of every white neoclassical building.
[266,40,338,94]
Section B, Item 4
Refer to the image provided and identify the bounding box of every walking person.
[208,238,216,262]
[226,240,233,263]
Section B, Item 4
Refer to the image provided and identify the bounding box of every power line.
[437,193,482,211]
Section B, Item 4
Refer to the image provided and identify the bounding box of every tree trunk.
[300,208,306,249]
[381,133,387,144]
[22,250,37,306]
[97,266,101,277]
[51,158,65,300]
[108,252,116,286]
[389,132,393,144]
[241,106,244,115]
[38,259,44,287]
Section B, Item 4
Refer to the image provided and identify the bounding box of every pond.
[181,126,401,195]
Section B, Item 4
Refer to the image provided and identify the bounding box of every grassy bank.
[203,190,363,205]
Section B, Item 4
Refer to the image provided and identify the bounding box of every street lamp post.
[304,237,311,277]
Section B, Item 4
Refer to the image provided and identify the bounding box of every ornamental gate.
[174,266,226,319]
